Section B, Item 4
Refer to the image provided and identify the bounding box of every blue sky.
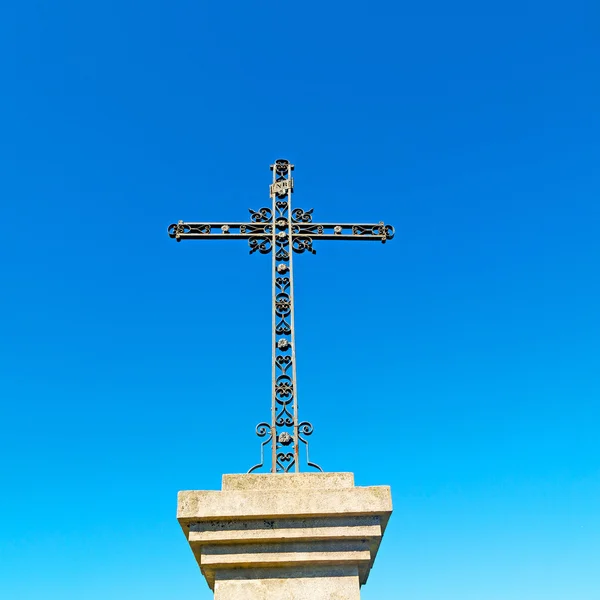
[1,1,599,598]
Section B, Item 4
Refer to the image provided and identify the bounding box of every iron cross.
[168,159,394,473]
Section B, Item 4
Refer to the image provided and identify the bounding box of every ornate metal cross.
[168,159,394,473]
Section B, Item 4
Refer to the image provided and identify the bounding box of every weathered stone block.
[177,472,392,599]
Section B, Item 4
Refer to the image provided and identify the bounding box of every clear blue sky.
[1,1,599,598]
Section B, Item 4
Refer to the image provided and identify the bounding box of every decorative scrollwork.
[276,377,293,399]
[352,225,372,236]
[298,421,314,436]
[276,295,291,315]
[351,223,394,238]
[275,247,289,261]
[248,422,273,473]
[276,452,294,472]
[275,201,288,219]
[298,421,322,472]
[275,320,291,335]
[273,159,290,175]
[240,223,271,234]
[275,226,290,260]
[275,277,290,293]
[293,237,316,254]
[256,422,270,436]
[291,220,394,242]
[381,224,395,239]
[293,224,323,235]
[248,237,272,254]
[249,207,272,223]
[292,208,313,223]
[167,221,187,240]
[275,356,292,374]
[275,411,294,427]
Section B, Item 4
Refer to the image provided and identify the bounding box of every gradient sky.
[1,1,599,599]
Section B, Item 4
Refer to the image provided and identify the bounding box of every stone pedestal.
[177,472,392,600]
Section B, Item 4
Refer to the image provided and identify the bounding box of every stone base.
[177,473,392,600]
[215,566,360,600]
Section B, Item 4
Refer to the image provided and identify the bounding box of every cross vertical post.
[168,159,394,473]
[266,160,309,473]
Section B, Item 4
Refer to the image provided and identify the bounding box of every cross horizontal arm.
[292,222,394,242]
[168,220,271,241]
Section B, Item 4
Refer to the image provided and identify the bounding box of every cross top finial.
[270,158,294,173]
[168,161,393,472]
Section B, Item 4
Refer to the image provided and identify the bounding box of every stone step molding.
[177,472,392,600]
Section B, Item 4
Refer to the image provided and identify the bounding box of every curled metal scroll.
[292,208,313,223]
[248,422,273,473]
[293,237,316,254]
[249,207,272,223]
[248,237,272,254]
[298,421,322,471]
